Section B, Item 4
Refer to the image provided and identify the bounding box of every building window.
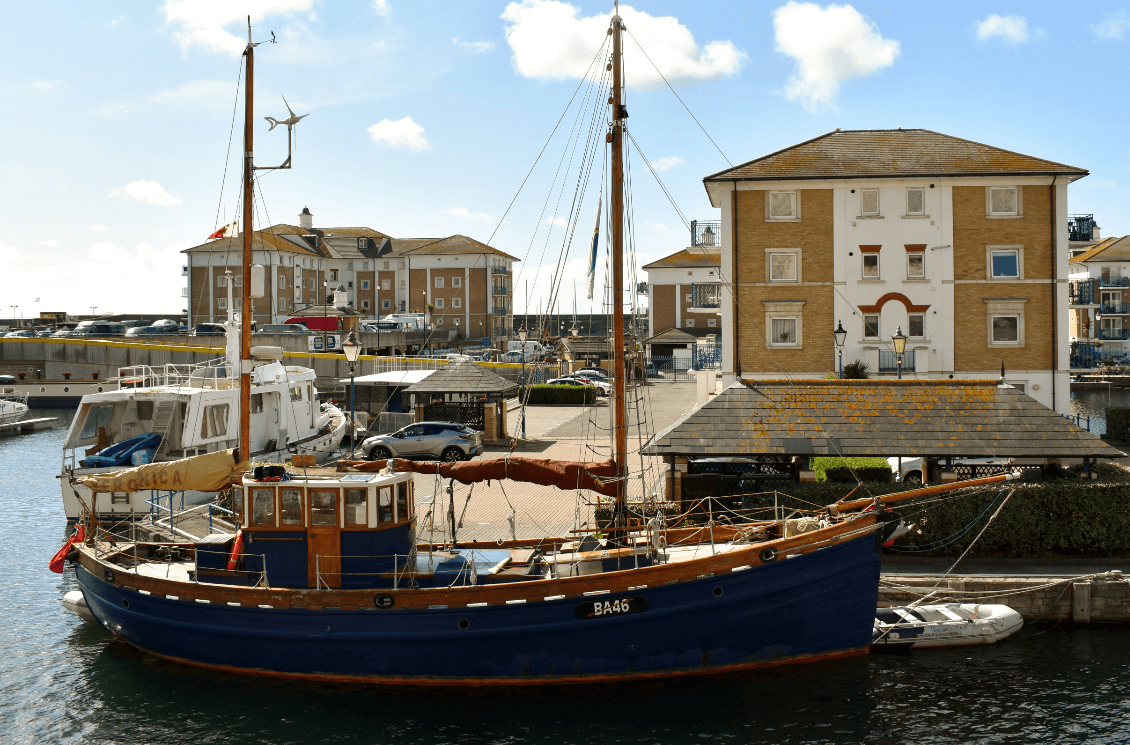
[863,314,879,338]
[382,279,391,291]
[435,276,444,289]
[992,315,1019,343]
[362,261,369,271]
[347,281,353,289]
[768,252,798,282]
[361,280,370,290]
[989,247,1021,279]
[707,318,717,328]
[686,318,695,328]
[452,276,462,288]
[1100,317,1123,339]
[860,188,879,216]
[685,293,692,303]
[907,251,925,278]
[361,300,370,310]
[330,270,338,281]
[906,188,925,215]
[435,297,445,309]
[277,298,287,311]
[382,299,391,310]
[770,317,797,346]
[217,298,227,310]
[909,314,924,338]
[435,318,443,325]
[452,297,462,309]
[984,298,1027,347]
[767,191,798,220]
[862,253,880,279]
[988,187,1020,216]
[384,261,390,270]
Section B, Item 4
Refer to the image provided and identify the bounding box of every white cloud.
[40,239,60,247]
[373,0,391,17]
[148,80,233,109]
[975,14,1032,45]
[454,38,495,54]
[111,14,126,28]
[160,0,314,55]
[108,180,183,207]
[652,156,684,172]
[774,1,900,113]
[1092,10,1130,40]
[93,103,138,117]
[366,116,430,151]
[88,225,109,232]
[501,0,745,88]
[546,215,570,227]
[0,241,25,265]
[443,206,494,224]
[31,80,61,90]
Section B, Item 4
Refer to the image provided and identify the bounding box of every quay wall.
[879,572,1130,624]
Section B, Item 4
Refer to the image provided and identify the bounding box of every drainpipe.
[1050,177,1058,412]
[731,182,741,378]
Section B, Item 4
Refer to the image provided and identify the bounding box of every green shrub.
[812,456,891,482]
[1106,408,1130,440]
[842,359,870,379]
[519,384,596,405]
[824,465,894,483]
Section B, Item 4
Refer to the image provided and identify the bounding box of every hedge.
[824,465,893,483]
[1107,407,1130,440]
[519,384,596,405]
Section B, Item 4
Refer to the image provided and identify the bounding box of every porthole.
[104,568,115,582]
[98,387,104,392]
[64,387,70,393]
[759,547,778,564]
[40,387,46,392]
[713,586,723,598]
[122,598,130,609]
[458,618,470,630]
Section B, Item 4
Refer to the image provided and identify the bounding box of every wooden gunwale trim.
[77,514,879,610]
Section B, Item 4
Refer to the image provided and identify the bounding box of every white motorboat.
[61,590,95,622]
[872,603,1024,649]
[0,391,29,424]
[59,302,347,521]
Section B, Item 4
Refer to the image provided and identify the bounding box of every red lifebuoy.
[227,530,244,571]
[49,525,85,574]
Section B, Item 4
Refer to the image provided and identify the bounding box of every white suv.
[888,457,1013,485]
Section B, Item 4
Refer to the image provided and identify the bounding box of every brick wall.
[409,269,428,312]
[652,284,676,332]
[735,189,835,373]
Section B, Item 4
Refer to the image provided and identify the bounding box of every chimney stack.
[299,206,313,230]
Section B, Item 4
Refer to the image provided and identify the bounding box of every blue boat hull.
[75,532,881,684]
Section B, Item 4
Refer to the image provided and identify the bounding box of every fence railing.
[878,350,916,373]
[1069,214,1095,242]
[1070,279,1096,305]
[691,283,722,309]
[690,220,721,246]
[1098,329,1130,341]
[1101,277,1129,288]
[1100,303,1129,315]
[492,286,508,296]
[491,266,508,275]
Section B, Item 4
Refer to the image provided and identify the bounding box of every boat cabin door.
[308,488,341,588]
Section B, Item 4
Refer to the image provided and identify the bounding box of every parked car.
[125,326,148,337]
[192,323,227,337]
[119,320,152,329]
[73,322,126,337]
[140,320,184,335]
[545,377,609,396]
[256,324,309,334]
[4,329,37,338]
[50,329,73,338]
[575,367,611,381]
[557,374,611,396]
[887,456,1014,485]
[36,329,57,337]
[500,351,524,363]
[360,421,482,462]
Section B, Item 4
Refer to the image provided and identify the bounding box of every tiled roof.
[183,229,319,255]
[393,235,520,261]
[645,379,1122,459]
[643,247,721,270]
[1069,236,1130,264]
[403,361,518,395]
[704,129,1088,184]
[643,327,699,345]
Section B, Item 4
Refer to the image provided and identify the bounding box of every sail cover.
[76,449,250,494]
[343,456,620,497]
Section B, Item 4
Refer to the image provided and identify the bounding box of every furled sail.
[76,449,250,494]
[341,456,620,497]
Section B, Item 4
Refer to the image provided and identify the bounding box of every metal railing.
[690,220,721,246]
[1100,303,1129,315]
[491,266,508,275]
[878,350,916,373]
[194,548,270,588]
[690,283,722,309]
[1069,214,1095,242]
[1098,329,1130,341]
[118,358,230,389]
[492,306,508,315]
[315,553,416,590]
[1070,279,1097,305]
[1100,277,1129,288]
[492,285,508,296]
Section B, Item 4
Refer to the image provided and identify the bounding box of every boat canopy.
[76,448,250,494]
[343,456,619,497]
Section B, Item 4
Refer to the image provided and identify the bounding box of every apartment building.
[1068,235,1130,368]
[184,208,518,346]
[643,219,723,337]
[702,129,1087,412]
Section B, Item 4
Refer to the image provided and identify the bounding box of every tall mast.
[240,22,254,463]
[609,8,628,525]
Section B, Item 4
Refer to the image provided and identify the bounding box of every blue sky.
[3,1,1130,319]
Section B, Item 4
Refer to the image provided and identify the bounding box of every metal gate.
[647,356,695,382]
[424,402,485,430]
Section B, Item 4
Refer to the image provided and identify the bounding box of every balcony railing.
[878,350,916,373]
[1069,214,1095,242]
[1072,342,1104,368]
[492,285,508,296]
[690,283,722,309]
[1100,277,1129,288]
[492,306,508,316]
[491,266,508,275]
[690,220,721,247]
[1100,303,1129,315]
[1070,279,1097,305]
[1098,329,1130,341]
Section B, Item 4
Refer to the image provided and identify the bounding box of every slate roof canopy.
[645,379,1123,459]
[1069,236,1130,264]
[403,361,518,395]
[642,247,721,270]
[643,328,699,346]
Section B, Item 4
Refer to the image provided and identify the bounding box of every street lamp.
[891,326,907,380]
[833,320,847,378]
[518,326,528,438]
[342,330,361,459]
[9,306,16,327]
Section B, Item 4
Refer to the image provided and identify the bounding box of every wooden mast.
[609,8,628,527]
[239,22,254,463]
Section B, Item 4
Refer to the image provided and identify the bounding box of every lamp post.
[342,330,361,459]
[322,280,328,353]
[10,306,16,327]
[833,320,847,378]
[518,326,528,438]
[892,326,907,380]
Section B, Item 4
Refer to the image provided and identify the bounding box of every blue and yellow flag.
[587,197,601,300]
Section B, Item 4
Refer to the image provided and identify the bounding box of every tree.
[842,359,870,379]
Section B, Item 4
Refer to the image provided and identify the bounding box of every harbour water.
[1070,387,1130,436]
[4,415,1130,743]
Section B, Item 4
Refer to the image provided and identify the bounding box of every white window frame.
[907,251,925,279]
[764,301,805,348]
[330,269,338,281]
[707,318,717,328]
[986,187,1021,217]
[685,293,692,303]
[862,253,880,279]
[434,276,444,289]
[765,190,800,221]
[860,188,880,217]
[361,280,370,290]
[277,297,287,311]
[908,313,925,338]
[863,314,880,339]
[216,297,227,310]
[382,299,391,310]
[435,297,445,309]
[361,299,370,310]
[382,279,391,291]
[685,318,695,328]
[452,297,462,309]
[766,249,800,282]
[987,246,1023,280]
[768,317,797,346]
[452,276,462,288]
[984,298,1027,348]
[906,187,925,216]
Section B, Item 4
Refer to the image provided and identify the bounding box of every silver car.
[361,421,482,462]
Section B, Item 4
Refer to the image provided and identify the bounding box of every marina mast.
[609,8,628,527]
[239,23,255,463]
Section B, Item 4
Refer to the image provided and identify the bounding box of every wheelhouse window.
[861,189,879,216]
[200,404,229,439]
[768,191,797,220]
[396,482,409,522]
[310,489,338,526]
[280,489,303,525]
[251,488,275,526]
[988,187,1019,216]
[80,404,114,440]
[379,487,394,524]
[864,315,880,338]
[906,188,925,215]
[769,253,797,281]
[907,251,925,278]
[344,488,367,526]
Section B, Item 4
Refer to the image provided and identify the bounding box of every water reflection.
[1070,387,1130,435]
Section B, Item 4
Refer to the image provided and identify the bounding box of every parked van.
[285,317,338,332]
[506,340,546,361]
